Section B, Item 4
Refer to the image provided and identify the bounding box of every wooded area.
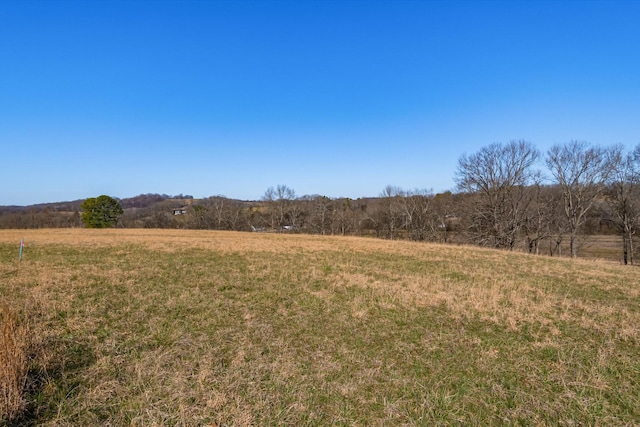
[2,141,639,263]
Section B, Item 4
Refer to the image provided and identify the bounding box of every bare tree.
[262,185,296,231]
[456,140,540,250]
[399,189,440,241]
[226,200,253,231]
[546,141,617,258]
[523,184,567,255]
[432,191,456,243]
[378,185,404,239]
[605,144,640,264]
[332,198,358,236]
[190,204,208,229]
[208,196,227,229]
[304,195,333,235]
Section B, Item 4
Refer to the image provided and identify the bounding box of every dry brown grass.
[336,248,640,342]
[0,304,29,423]
[0,229,639,425]
[0,228,346,253]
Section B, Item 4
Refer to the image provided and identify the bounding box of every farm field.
[1,229,639,426]
[539,235,626,262]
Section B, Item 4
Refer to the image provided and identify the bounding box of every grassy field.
[577,235,627,262]
[1,229,639,426]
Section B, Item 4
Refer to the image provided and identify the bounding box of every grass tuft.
[0,304,29,424]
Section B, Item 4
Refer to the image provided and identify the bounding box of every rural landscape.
[3,140,640,424]
[1,228,639,425]
[2,140,640,264]
[2,0,640,425]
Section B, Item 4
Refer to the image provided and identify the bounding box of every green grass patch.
[1,231,639,425]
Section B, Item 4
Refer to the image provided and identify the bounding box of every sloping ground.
[1,229,639,425]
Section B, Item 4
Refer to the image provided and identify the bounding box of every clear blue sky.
[1,0,639,205]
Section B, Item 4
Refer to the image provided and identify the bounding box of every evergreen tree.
[81,195,123,228]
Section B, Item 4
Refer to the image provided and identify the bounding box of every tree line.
[456,140,639,263]
[2,141,639,263]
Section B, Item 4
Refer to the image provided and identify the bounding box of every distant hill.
[0,194,195,213]
[0,194,197,229]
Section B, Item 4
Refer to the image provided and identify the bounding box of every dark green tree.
[81,195,124,228]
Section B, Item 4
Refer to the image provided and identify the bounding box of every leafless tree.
[206,196,227,229]
[227,200,253,231]
[546,141,617,258]
[262,185,296,231]
[190,204,208,229]
[332,198,358,236]
[523,184,566,255]
[605,144,640,264]
[456,140,540,250]
[304,195,333,235]
[143,211,178,228]
[399,189,440,241]
[378,185,404,239]
[431,191,456,243]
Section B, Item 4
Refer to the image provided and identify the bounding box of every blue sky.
[1,0,639,205]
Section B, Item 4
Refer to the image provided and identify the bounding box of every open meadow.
[1,229,639,426]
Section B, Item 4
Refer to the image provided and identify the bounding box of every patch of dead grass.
[0,304,29,423]
[1,229,639,425]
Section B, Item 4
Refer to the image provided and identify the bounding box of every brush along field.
[1,229,639,426]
